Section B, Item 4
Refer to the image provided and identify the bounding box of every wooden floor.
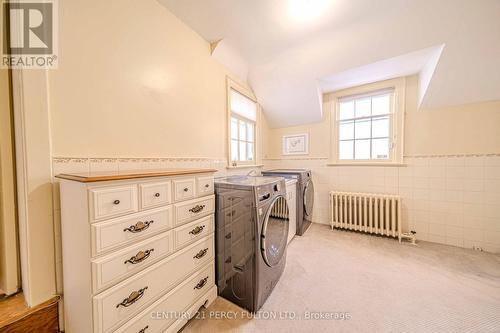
[0,292,59,333]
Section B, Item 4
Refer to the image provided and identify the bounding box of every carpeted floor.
[181,223,500,333]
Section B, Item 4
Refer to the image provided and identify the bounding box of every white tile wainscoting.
[263,155,500,254]
[50,156,263,328]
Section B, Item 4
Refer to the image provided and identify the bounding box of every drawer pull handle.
[138,326,149,333]
[183,187,189,192]
[193,248,208,259]
[194,277,208,290]
[204,184,210,188]
[113,199,121,205]
[116,286,148,308]
[189,225,205,235]
[124,249,154,264]
[189,204,205,214]
[154,192,161,197]
[123,220,154,233]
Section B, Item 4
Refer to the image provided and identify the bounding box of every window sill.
[226,164,264,169]
[327,162,406,167]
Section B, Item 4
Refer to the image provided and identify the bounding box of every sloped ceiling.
[158,0,500,127]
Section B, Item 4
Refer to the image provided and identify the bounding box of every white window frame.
[226,78,260,167]
[230,114,256,164]
[328,77,405,165]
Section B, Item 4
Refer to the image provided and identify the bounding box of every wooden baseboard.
[0,293,60,333]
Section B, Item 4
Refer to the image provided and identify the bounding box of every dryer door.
[261,195,289,267]
[303,179,314,219]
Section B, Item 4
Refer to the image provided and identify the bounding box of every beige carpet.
[181,223,500,333]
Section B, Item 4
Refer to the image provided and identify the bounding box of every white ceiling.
[158,0,500,127]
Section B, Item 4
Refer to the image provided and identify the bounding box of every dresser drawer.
[92,235,214,333]
[174,195,215,226]
[196,176,214,197]
[92,207,173,256]
[174,215,214,251]
[89,185,138,221]
[113,264,215,333]
[173,178,195,202]
[91,231,173,294]
[139,181,171,210]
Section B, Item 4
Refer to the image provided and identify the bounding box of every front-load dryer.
[261,169,314,236]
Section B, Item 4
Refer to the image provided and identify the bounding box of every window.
[337,90,393,161]
[229,88,257,164]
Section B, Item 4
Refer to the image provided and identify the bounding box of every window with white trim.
[336,89,395,161]
[229,88,257,164]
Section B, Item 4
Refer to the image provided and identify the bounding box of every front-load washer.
[214,176,289,312]
[261,169,314,236]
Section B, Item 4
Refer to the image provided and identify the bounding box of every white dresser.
[57,169,218,333]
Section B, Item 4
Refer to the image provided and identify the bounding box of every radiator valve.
[399,231,417,245]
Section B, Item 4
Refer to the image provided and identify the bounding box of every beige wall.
[406,77,500,155]
[15,0,258,309]
[264,75,500,159]
[263,75,500,253]
[49,0,248,159]
[0,65,19,296]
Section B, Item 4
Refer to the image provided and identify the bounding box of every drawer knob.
[113,199,121,205]
[138,326,149,333]
[116,286,148,308]
[154,192,161,197]
[204,184,210,188]
[124,249,154,265]
[189,225,205,235]
[193,248,208,259]
[183,187,189,192]
[123,220,154,233]
[194,276,208,290]
[189,204,205,214]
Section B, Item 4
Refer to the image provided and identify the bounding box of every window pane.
[355,98,371,118]
[239,120,247,140]
[247,122,254,142]
[239,141,247,161]
[231,117,238,140]
[355,119,371,139]
[372,116,389,138]
[247,143,254,161]
[231,140,238,161]
[339,121,354,140]
[372,94,390,116]
[372,138,390,159]
[339,140,354,160]
[354,139,370,160]
[339,101,354,120]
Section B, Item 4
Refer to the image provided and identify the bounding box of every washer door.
[261,195,289,267]
[303,179,314,218]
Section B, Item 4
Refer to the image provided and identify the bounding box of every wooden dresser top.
[55,168,217,183]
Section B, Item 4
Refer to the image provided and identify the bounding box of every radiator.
[330,191,402,241]
[270,196,289,219]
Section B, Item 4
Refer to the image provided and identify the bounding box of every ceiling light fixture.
[288,0,331,23]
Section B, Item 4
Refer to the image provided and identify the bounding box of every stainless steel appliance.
[214,176,289,312]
